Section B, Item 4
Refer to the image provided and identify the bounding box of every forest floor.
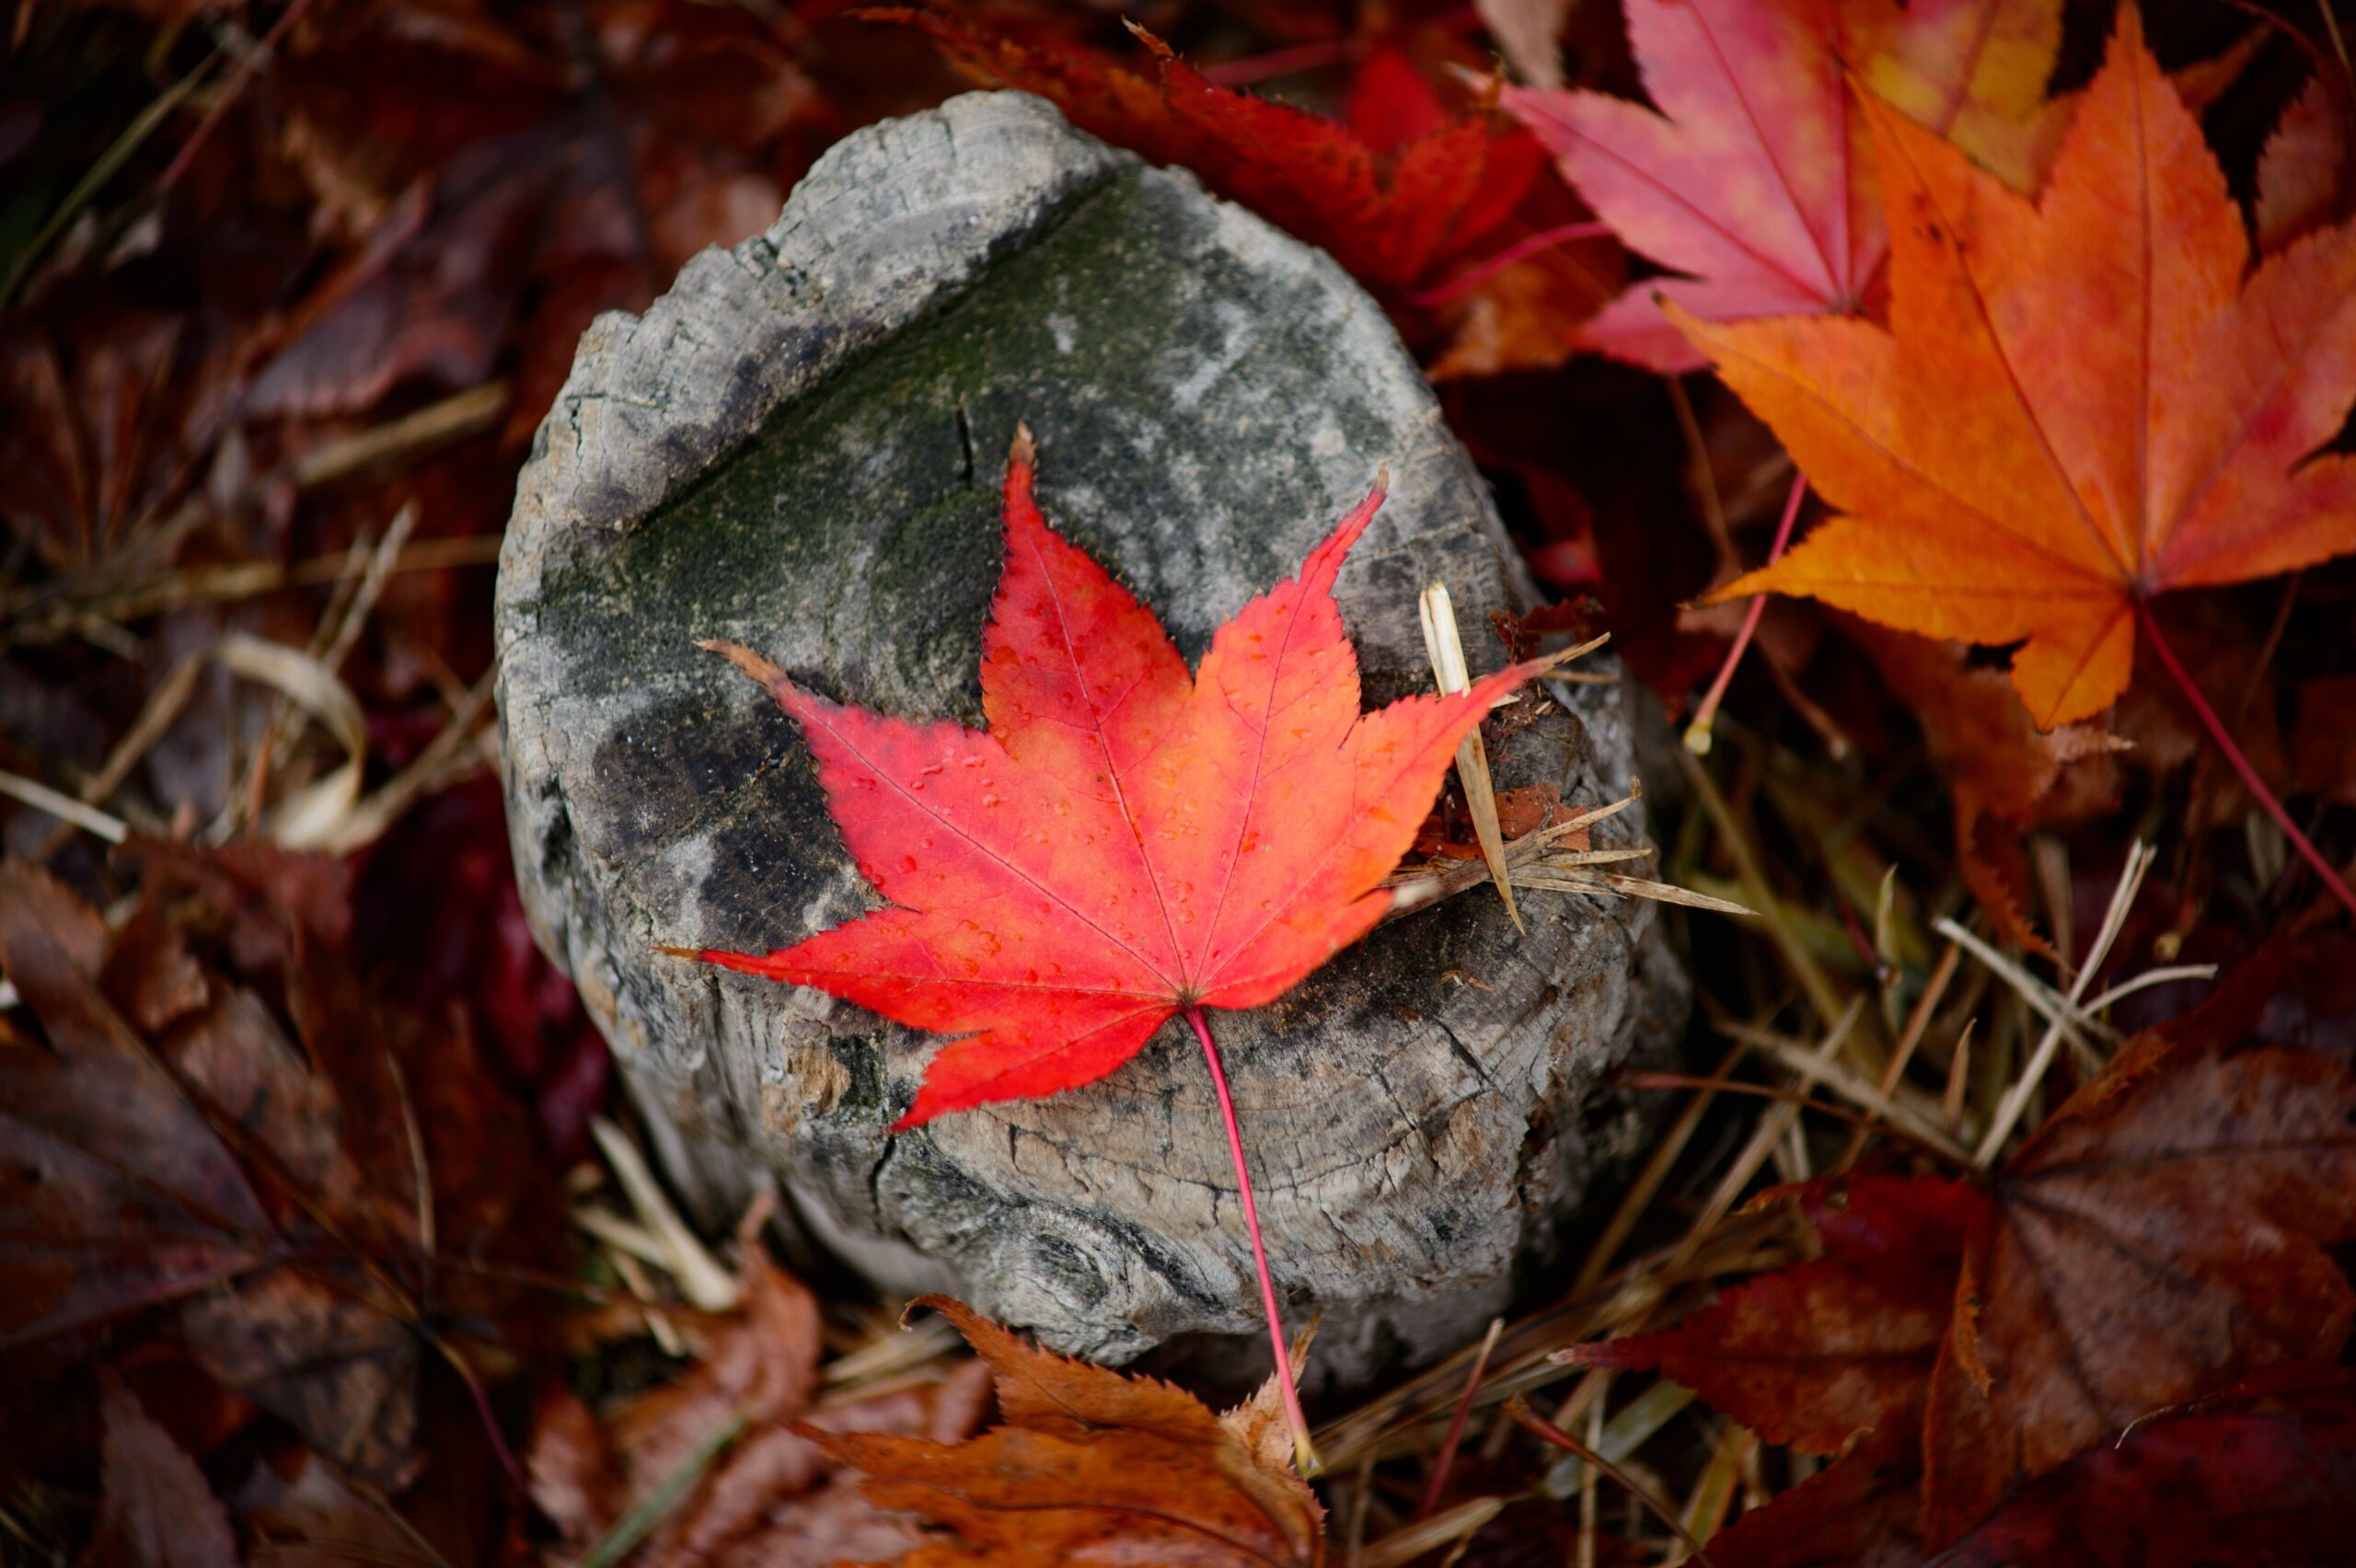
[4,1,2354,1564]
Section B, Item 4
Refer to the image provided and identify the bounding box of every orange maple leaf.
[1686,6,2356,732]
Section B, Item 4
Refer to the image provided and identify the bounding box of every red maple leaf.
[1563,1173,1978,1452]
[671,426,1557,1467]
[874,9,1543,293]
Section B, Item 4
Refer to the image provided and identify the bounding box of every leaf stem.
[2132,596,2356,920]
[1684,469,1807,755]
[1184,1004,1317,1475]
[1505,1397,1718,1568]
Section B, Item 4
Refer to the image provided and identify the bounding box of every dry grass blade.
[589,1117,740,1312]
[1969,841,2162,1163]
[1716,1020,1970,1162]
[1673,997,1864,1271]
[1593,874,1756,915]
[0,768,129,844]
[291,384,508,489]
[3,537,502,647]
[1384,771,1750,921]
[1536,1378,1696,1498]
[1932,916,2112,1053]
[1358,1496,1507,1568]
[1675,744,1851,1030]
[1313,1204,1794,1471]
[1417,1316,1504,1519]
[1421,582,1523,932]
[211,632,367,848]
[23,655,198,857]
[318,671,496,853]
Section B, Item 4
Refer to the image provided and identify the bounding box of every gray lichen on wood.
[496,91,1687,1374]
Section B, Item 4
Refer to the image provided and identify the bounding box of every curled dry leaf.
[527,1229,994,1566]
[812,1296,1324,1568]
[1719,1364,2356,1568]
[1924,1364,2356,1567]
[0,849,557,1490]
[1692,7,2356,729]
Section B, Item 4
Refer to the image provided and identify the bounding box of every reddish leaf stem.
[2133,596,2356,920]
[1403,221,1616,307]
[1184,1004,1317,1475]
[1506,1397,1718,1568]
[1684,468,1807,755]
[1416,1315,1502,1520]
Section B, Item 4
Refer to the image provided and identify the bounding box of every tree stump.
[495,92,1687,1377]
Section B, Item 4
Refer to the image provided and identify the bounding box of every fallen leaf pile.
[0,848,560,1549]
[6,0,2356,1561]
